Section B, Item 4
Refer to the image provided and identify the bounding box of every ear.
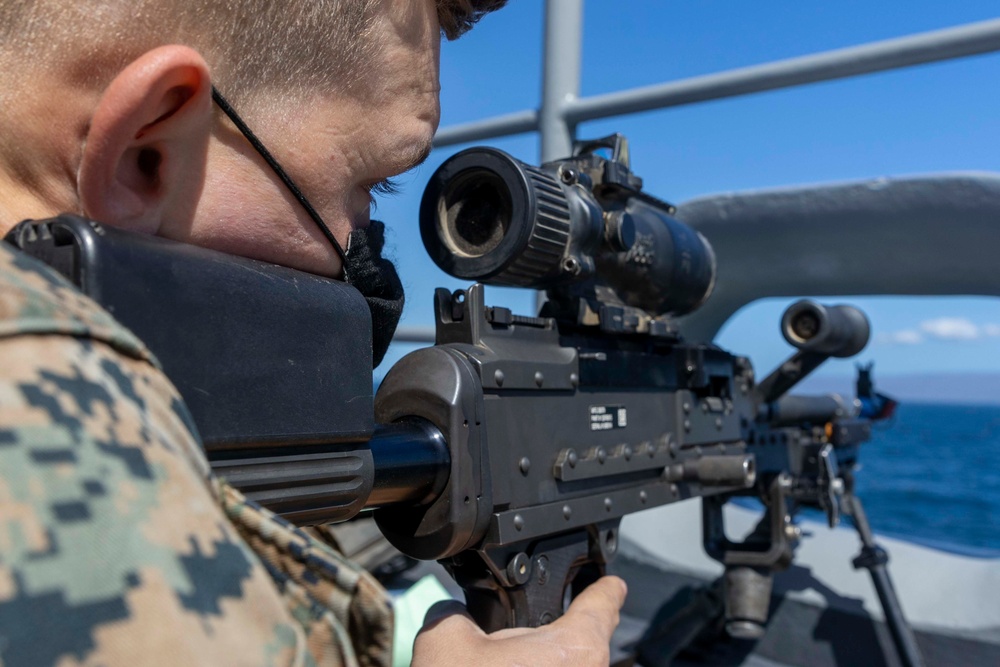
[78,45,212,234]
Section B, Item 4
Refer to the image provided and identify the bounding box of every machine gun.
[5,134,918,665]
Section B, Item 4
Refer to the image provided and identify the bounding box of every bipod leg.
[845,493,924,667]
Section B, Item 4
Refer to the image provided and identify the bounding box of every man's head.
[0,0,505,276]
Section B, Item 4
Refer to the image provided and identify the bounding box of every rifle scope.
[420,146,716,317]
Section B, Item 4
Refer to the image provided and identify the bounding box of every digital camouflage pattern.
[218,484,393,667]
[0,242,393,667]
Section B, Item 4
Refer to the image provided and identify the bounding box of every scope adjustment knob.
[604,210,636,252]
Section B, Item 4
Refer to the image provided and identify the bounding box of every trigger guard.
[443,521,620,631]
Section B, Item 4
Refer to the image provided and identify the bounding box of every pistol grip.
[444,523,619,631]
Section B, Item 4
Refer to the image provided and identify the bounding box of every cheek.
[178,172,342,277]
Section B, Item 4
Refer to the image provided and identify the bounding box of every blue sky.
[374,1,1000,381]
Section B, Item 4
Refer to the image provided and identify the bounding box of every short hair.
[0,0,507,96]
[438,0,508,40]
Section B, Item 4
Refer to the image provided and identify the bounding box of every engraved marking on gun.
[588,404,627,431]
[624,232,655,266]
[554,439,669,482]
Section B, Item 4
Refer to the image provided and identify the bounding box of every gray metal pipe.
[391,326,435,344]
[565,18,1000,123]
[539,0,584,161]
[433,17,1000,148]
[675,173,1000,342]
[432,109,538,148]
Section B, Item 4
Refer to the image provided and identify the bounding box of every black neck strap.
[211,87,347,264]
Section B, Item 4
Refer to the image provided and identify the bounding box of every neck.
[0,179,62,236]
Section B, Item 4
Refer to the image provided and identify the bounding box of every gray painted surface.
[620,500,1000,635]
[613,534,1000,666]
[675,173,1000,342]
[614,550,1000,667]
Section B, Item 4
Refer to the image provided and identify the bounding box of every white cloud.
[876,317,1000,345]
[919,317,981,340]
[876,330,923,345]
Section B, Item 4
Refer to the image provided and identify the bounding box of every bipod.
[844,489,924,667]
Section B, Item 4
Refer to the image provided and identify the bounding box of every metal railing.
[393,2,1000,344]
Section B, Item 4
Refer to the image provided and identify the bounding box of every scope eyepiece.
[438,168,511,259]
[420,148,571,287]
[781,300,870,357]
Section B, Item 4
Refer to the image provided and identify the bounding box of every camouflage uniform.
[0,242,393,666]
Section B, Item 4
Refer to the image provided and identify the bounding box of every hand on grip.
[411,575,627,667]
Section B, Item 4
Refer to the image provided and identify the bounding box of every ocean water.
[822,402,1000,556]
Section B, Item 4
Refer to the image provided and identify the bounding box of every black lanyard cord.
[211,87,347,264]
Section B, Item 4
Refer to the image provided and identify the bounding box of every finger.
[555,575,627,638]
[483,625,537,640]
[417,600,486,639]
